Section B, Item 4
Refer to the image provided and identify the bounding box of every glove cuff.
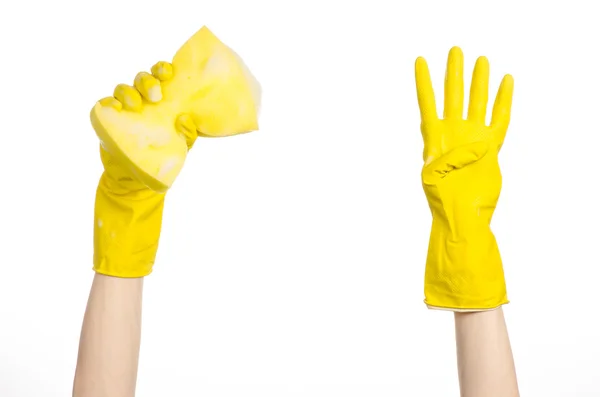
[424,225,508,311]
[93,173,166,278]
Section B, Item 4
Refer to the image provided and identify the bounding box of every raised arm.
[73,275,144,397]
[72,65,174,396]
[72,26,261,397]
[455,308,519,396]
[415,46,519,396]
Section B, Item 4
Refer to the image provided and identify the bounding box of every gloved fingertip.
[134,72,162,103]
[99,96,122,111]
[113,84,143,112]
[151,61,174,81]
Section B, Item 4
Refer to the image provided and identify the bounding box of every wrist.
[93,174,166,277]
[431,211,491,240]
[425,219,508,310]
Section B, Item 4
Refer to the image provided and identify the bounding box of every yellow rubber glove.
[415,47,514,311]
[92,26,261,278]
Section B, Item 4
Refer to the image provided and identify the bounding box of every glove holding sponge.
[92,26,261,278]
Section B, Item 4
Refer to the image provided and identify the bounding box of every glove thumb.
[422,141,489,185]
[175,113,199,149]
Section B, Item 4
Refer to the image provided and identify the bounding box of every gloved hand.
[415,46,514,311]
[92,26,261,278]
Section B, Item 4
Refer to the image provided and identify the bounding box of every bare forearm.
[454,307,519,397]
[73,274,144,397]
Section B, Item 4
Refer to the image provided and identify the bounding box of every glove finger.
[175,113,198,149]
[113,84,143,111]
[98,96,123,111]
[444,46,464,120]
[134,72,163,103]
[467,56,489,124]
[415,56,438,124]
[490,74,514,149]
[151,61,174,81]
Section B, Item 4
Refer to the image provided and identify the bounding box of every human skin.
[455,307,520,397]
[72,274,143,397]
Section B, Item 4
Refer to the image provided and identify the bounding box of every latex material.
[90,26,261,192]
[415,47,514,311]
[93,145,166,278]
[92,26,261,278]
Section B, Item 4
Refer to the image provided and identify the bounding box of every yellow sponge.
[90,26,261,192]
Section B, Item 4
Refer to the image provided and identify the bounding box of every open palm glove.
[415,47,514,311]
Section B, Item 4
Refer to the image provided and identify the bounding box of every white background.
[0,0,598,396]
